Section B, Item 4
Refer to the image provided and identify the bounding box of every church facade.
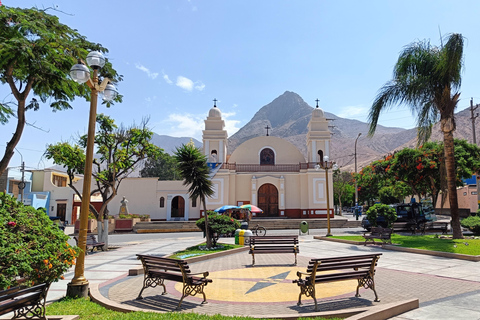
[109,103,334,221]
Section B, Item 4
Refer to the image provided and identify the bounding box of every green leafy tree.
[365,203,397,228]
[44,114,162,246]
[196,211,241,246]
[0,6,122,176]
[368,33,465,238]
[140,152,181,180]
[333,169,354,213]
[0,193,78,289]
[175,143,215,248]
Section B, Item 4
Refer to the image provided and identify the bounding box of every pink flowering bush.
[0,192,79,289]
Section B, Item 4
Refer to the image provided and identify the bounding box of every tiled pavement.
[68,235,480,319]
[3,226,480,319]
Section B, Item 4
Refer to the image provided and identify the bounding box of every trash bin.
[240,221,249,230]
[299,221,309,235]
[243,230,253,245]
[238,230,246,245]
[234,229,241,245]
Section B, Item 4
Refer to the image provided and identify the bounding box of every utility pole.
[354,133,361,220]
[471,98,479,145]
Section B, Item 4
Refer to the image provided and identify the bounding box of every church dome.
[208,106,222,118]
[312,107,324,118]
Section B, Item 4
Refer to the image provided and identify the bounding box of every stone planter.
[108,219,115,233]
[74,219,97,234]
[114,218,141,232]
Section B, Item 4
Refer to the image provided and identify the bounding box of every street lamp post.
[66,51,117,298]
[354,133,361,220]
[316,156,337,237]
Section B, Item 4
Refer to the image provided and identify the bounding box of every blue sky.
[3,0,480,169]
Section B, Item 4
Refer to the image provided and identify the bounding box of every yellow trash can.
[239,230,246,245]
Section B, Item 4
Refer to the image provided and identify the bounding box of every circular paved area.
[98,249,480,317]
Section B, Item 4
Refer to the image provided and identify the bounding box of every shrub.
[366,203,397,228]
[196,211,241,246]
[0,193,79,289]
[460,216,480,235]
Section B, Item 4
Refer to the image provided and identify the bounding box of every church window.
[260,148,275,165]
[192,198,197,207]
[318,150,324,163]
[159,197,165,208]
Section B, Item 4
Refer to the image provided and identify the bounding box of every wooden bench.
[74,235,105,252]
[293,254,382,311]
[0,283,50,319]
[249,235,299,266]
[136,254,212,309]
[392,221,418,234]
[421,221,449,234]
[363,227,392,245]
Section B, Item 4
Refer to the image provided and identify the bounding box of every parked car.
[49,216,65,231]
[361,203,427,231]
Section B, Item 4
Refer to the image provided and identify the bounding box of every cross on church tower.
[213,98,217,107]
[265,125,270,136]
[315,99,320,108]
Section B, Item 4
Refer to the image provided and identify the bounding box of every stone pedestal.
[66,282,89,298]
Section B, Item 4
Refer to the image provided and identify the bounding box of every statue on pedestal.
[119,196,129,215]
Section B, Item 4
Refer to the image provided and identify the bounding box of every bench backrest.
[0,283,49,315]
[307,254,381,280]
[137,254,191,283]
[250,236,298,247]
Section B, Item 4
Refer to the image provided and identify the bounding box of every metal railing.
[221,162,319,172]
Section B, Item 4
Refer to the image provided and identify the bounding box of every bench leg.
[294,252,297,266]
[176,282,208,310]
[297,283,317,311]
[137,277,166,300]
[251,253,255,266]
[13,303,47,320]
[356,277,380,302]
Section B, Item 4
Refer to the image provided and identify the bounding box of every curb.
[314,236,480,261]
[89,281,418,319]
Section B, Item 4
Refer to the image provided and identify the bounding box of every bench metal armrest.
[190,271,209,278]
[296,271,310,278]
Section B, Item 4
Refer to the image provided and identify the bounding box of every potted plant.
[74,212,97,234]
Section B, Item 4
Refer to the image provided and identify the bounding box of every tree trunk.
[202,197,212,248]
[443,129,463,239]
[97,207,109,249]
[0,99,26,176]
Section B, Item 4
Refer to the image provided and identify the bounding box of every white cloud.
[194,82,205,91]
[135,63,158,79]
[161,113,204,140]
[176,76,205,91]
[162,70,173,84]
[222,111,241,136]
[158,109,241,140]
[337,105,368,119]
[176,76,194,91]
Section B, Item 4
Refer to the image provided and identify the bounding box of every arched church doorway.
[257,183,278,217]
[171,196,185,219]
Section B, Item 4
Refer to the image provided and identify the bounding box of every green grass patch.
[330,235,480,255]
[47,297,341,319]
[169,243,243,259]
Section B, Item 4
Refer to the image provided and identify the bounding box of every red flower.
[416,163,424,170]
[7,221,16,227]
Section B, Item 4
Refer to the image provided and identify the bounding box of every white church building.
[105,102,335,222]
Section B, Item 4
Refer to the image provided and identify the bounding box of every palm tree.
[174,142,215,247]
[368,33,464,239]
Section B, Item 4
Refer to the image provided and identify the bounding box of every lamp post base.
[66,282,89,298]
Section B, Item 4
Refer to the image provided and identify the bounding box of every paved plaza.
[38,226,480,320]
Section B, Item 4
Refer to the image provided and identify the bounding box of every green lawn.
[331,235,480,255]
[46,297,341,320]
[169,243,243,259]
